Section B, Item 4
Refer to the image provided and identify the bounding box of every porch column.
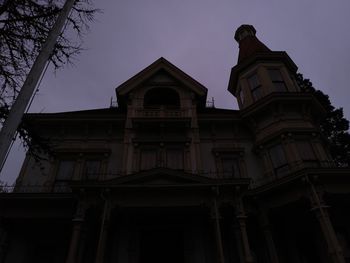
[211,197,225,263]
[307,177,345,263]
[234,189,254,263]
[258,207,280,263]
[232,223,245,263]
[66,201,86,263]
[95,196,112,263]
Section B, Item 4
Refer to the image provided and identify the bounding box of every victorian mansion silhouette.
[0,25,349,263]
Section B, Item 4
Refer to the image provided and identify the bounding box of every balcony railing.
[133,107,190,118]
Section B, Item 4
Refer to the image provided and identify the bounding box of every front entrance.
[139,226,184,263]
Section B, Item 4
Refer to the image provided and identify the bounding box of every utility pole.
[0,0,76,173]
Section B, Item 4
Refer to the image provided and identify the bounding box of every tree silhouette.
[296,73,350,167]
[0,0,98,164]
[0,0,97,114]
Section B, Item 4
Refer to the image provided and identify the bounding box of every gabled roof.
[115,57,208,108]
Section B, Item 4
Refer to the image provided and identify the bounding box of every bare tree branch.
[0,0,99,157]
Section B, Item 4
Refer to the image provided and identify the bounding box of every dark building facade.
[0,25,350,263]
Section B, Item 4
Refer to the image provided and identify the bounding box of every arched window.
[144,88,180,108]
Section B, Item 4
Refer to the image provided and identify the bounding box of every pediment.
[102,168,212,186]
[115,58,207,107]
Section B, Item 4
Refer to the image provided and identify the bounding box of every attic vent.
[144,88,180,108]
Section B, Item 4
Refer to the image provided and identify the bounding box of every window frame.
[268,68,287,92]
[54,158,77,192]
[138,144,185,171]
[140,146,159,171]
[83,159,102,181]
[238,85,245,106]
[268,144,289,177]
[220,156,241,178]
[53,149,110,185]
[165,147,184,170]
[143,87,181,109]
[56,159,76,181]
[213,148,245,179]
[248,73,263,101]
[296,141,319,167]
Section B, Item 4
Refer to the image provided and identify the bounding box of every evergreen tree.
[296,73,350,167]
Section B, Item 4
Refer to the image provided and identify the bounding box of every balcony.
[134,107,190,118]
[131,107,192,126]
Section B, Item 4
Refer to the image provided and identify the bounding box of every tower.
[0,24,349,263]
[227,25,347,263]
[228,24,331,183]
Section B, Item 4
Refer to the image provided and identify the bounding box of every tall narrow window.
[248,74,263,101]
[221,157,240,178]
[140,149,157,170]
[269,144,289,176]
[268,69,287,92]
[84,160,101,180]
[297,142,318,167]
[56,160,75,180]
[55,160,75,192]
[166,148,184,170]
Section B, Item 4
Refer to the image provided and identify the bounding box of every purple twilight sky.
[1,0,350,183]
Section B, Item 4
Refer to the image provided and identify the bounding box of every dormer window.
[268,69,287,92]
[144,88,180,109]
[248,73,263,101]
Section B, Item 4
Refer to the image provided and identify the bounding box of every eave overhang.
[247,167,350,198]
[240,92,326,120]
[228,51,298,96]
